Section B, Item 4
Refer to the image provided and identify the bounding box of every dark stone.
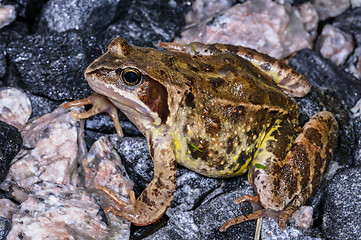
[5,31,96,102]
[0,189,12,199]
[0,43,6,79]
[323,167,361,240]
[286,0,310,6]
[36,0,127,34]
[102,0,190,48]
[0,217,11,240]
[193,178,256,240]
[0,120,22,183]
[289,49,361,107]
[109,136,154,196]
[353,117,361,166]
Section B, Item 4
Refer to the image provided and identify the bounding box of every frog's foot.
[63,93,123,136]
[96,140,178,226]
[96,185,138,220]
[220,209,266,232]
[220,195,265,232]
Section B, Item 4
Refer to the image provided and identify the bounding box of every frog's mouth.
[85,72,157,129]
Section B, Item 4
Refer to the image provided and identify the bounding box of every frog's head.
[84,38,182,134]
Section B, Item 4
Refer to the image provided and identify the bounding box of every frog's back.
[166,51,298,178]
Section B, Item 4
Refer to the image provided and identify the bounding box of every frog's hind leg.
[253,111,337,230]
[220,112,337,232]
[276,111,338,228]
[220,118,297,232]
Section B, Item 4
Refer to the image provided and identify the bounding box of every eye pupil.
[121,68,143,86]
[124,71,138,83]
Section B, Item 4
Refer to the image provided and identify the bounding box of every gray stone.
[36,0,126,34]
[323,167,361,240]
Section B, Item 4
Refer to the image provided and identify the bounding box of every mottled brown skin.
[64,38,338,231]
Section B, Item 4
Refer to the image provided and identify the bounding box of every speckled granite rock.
[1,103,83,202]
[0,120,22,183]
[0,5,15,29]
[6,181,108,239]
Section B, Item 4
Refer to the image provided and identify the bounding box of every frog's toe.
[219,209,266,232]
[64,93,123,136]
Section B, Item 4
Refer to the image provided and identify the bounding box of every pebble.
[316,24,355,65]
[0,88,32,130]
[0,5,16,29]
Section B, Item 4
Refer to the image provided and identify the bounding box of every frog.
[64,37,338,231]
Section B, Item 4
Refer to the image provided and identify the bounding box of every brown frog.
[64,38,338,231]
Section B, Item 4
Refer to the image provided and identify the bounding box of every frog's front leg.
[65,95,177,226]
[99,134,177,226]
[220,111,338,231]
[64,93,123,136]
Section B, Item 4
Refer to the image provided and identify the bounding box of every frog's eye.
[121,67,144,86]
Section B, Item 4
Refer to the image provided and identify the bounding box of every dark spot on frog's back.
[209,77,225,89]
[164,55,176,68]
[304,127,322,147]
[185,91,195,108]
[198,62,214,72]
[225,44,239,54]
[138,76,170,123]
[187,63,199,72]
